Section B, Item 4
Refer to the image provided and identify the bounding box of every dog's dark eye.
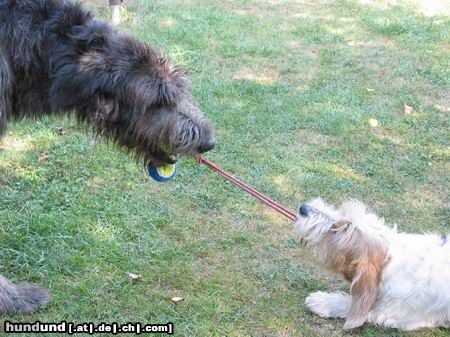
[88,35,105,48]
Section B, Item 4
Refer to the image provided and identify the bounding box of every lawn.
[0,0,449,336]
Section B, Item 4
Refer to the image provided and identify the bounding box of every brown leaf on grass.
[128,273,142,282]
[38,152,49,161]
[404,103,414,115]
[170,296,184,304]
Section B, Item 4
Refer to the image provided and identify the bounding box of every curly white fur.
[295,199,450,331]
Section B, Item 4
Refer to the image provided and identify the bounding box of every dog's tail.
[0,275,50,314]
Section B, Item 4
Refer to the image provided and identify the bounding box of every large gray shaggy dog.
[0,0,215,314]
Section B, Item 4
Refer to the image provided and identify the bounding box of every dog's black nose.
[299,204,311,217]
[198,139,215,153]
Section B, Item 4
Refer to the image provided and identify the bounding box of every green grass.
[1,0,449,336]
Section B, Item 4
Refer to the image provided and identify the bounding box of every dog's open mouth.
[151,153,178,164]
[150,148,179,165]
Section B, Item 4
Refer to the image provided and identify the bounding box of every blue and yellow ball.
[145,162,178,182]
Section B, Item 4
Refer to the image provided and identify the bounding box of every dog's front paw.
[305,291,351,319]
[306,291,334,318]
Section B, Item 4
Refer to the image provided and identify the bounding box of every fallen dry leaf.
[128,273,142,282]
[171,297,184,304]
[368,118,379,127]
[38,152,49,161]
[404,103,414,115]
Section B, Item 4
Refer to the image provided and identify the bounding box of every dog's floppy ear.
[70,22,110,51]
[154,59,189,106]
[131,58,189,108]
[343,252,386,330]
[331,219,351,231]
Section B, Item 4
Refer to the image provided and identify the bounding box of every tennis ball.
[145,162,178,182]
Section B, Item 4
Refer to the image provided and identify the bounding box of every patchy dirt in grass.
[289,129,338,152]
[403,185,447,209]
[358,0,450,16]
[0,135,33,152]
[227,0,333,20]
[372,127,404,145]
[233,66,280,85]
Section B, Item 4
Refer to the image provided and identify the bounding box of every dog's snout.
[299,204,311,217]
[198,138,215,153]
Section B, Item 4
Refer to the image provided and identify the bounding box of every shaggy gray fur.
[0,0,215,313]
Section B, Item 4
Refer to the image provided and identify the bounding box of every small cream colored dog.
[295,199,450,331]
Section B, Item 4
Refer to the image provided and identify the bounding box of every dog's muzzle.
[197,138,215,154]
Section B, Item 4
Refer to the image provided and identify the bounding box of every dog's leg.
[0,49,49,314]
[0,44,12,136]
[110,0,121,25]
[0,275,50,314]
[305,291,351,319]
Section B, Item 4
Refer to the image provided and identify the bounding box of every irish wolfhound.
[0,0,214,313]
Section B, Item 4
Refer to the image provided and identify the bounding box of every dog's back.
[371,231,450,329]
[0,1,86,67]
[0,0,94,124]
